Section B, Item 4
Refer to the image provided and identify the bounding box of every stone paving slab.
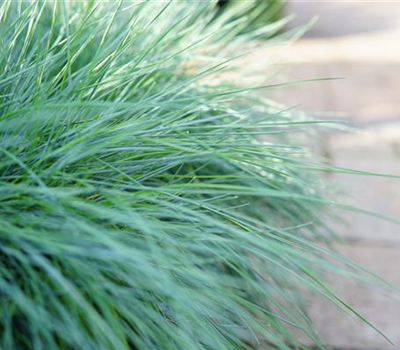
[260,1,400,348]
[286,1,400,39]
[323,122,400,244]
[250,1,400,122]
[268,62,400,122]
[297,243,400,350]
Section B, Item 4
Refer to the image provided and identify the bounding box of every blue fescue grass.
[0,1,394,349]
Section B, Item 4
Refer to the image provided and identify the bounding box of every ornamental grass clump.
[0,1,391,350]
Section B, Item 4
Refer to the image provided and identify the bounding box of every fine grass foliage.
[0,1,392,350]
[218,0,285,34]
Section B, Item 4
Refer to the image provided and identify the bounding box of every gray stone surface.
[270,63,400,122]
[286,1,400,39]
[258,1,400,349]
[325,123,400,244]
[299,243,400,350]
[257,1,400,122]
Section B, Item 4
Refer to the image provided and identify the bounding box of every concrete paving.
[257,1,400,348]
[299,243,400,350]
[270,62,400,122]
[325,123,400,244]
[263,2,400,122]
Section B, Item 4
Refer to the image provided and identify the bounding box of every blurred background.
[220,0,400,347]
[272,1,400,349]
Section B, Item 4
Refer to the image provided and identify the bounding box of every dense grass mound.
[0,1,387,350]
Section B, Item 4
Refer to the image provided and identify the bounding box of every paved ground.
[256,1,400,349]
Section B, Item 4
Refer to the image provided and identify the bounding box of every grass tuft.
[0,1,391,349]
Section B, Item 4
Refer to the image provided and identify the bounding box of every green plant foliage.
[218,0,285,34]
[0,1,390,350]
